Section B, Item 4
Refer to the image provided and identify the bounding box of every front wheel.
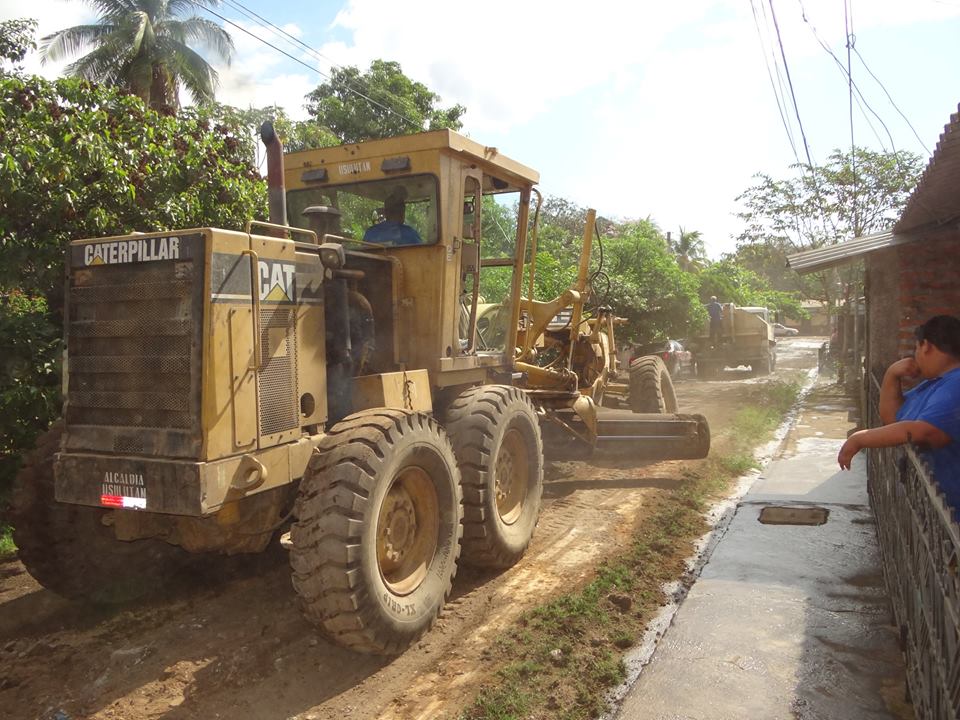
[629,356,679,413]
[443,385,544,568]
[290,409,462,655]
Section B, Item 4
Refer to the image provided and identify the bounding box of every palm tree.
[670,226,707,272]
[40,0,234,112]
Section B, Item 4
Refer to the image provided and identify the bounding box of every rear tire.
[290,409,462,655]
[11,422,189,605]
[629,356,679,413]
[443,385,544,568]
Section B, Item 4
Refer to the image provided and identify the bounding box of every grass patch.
[460,379,801,720]
[0,521,15,559]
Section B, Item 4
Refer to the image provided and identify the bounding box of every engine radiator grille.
[65,234,204,458]
[258,306,299,437]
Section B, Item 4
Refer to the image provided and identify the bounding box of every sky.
[3,0,960,257]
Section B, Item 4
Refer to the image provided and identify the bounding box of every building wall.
[869,233,960,377]
[866,247,901,377]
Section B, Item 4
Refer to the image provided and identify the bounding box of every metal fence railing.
[867,372,960,720]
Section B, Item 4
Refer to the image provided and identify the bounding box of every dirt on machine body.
[12,125,710,655]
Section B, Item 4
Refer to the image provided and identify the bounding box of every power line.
[844,0,857,234]
[796,0,920,185]
[200,4,423,132]
[750,0,800,163]
[766,0,816,170]
[852,46,930,155]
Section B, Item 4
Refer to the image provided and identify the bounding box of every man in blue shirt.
[839,315,960,514]
[707,296,723,347]
[363,190,422,246]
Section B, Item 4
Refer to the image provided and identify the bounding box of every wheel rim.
[495,427,530,525]
[376,465,439,596]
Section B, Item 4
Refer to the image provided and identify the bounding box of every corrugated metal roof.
[785,229,914,274]
[896,105,960,232]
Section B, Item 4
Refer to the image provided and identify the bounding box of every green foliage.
[697,260,805,320]
[0,18,36,66]
[40,0,234,111]
[668,226,706,271]
[0,292,60,496]
[736,146,923,305]
[0,73,266,305]
[0,72,265,499]
[224,104,340,153]
[305,59,465,143]
[598,222,704,343]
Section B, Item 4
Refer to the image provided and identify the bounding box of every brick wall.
[866,247,901,377]
[895,232,960,356]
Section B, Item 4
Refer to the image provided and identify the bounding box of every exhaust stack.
[260,121,287,235]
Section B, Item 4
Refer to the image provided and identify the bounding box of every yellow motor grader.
[12,125,709,655]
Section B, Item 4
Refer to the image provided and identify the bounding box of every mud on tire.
[11,422,190,604]
[290,409,462,655]
[443,385,544,569]
[629,356,679,413]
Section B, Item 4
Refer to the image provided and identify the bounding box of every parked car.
[772,323,799,336]
[630,339,693,377]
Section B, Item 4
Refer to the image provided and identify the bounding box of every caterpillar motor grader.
[12,124,709,655]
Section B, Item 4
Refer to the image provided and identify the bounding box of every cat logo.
[258,260,296,303]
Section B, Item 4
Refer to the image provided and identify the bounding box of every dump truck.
[689,303,777,377]
[12,125,709,655]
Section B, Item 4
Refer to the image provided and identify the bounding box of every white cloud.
[206,18,315,117]
[0,0,95,76]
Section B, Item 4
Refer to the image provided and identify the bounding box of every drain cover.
[758,506,829,526]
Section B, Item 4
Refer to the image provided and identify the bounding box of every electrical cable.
[749,0,800,163]
[200,4,423,132]
[221,0,430,135]
[797,0,921,184]
[852,46,930,155]
[845,0,858,234]
[767,0,815,171]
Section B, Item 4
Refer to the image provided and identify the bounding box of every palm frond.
[39,24,116,64]
[64,42,127,82]
[165,40,216,103]
[176,16,234,63]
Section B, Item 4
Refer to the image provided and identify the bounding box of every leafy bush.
[0,73,266,304]
[0,293,60,500]
[0,70,267,500]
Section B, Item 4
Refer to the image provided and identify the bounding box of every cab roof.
[283,129,540,188]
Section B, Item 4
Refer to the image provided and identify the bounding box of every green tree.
[697,259,804,321]
[40,0,233,112]
[0,18,37,66]
[596,220,704,343]
[669,226,706,271]
[736,147,923,305]
[0,70,266,496]
[305,59,465,143]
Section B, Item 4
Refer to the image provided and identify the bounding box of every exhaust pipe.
[260,121,287,236]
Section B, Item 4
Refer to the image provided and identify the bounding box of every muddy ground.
[0,338,824,720]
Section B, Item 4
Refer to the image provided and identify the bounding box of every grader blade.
[594,413,710,460]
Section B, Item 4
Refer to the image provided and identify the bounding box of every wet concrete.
[614,381,910,720]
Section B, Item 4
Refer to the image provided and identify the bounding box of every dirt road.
[0,338,823,720]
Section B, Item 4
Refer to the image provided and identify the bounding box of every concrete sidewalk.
[615,382,910,720]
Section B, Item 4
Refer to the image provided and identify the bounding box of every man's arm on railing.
[838,420,950,470]
[878,357,920,424]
